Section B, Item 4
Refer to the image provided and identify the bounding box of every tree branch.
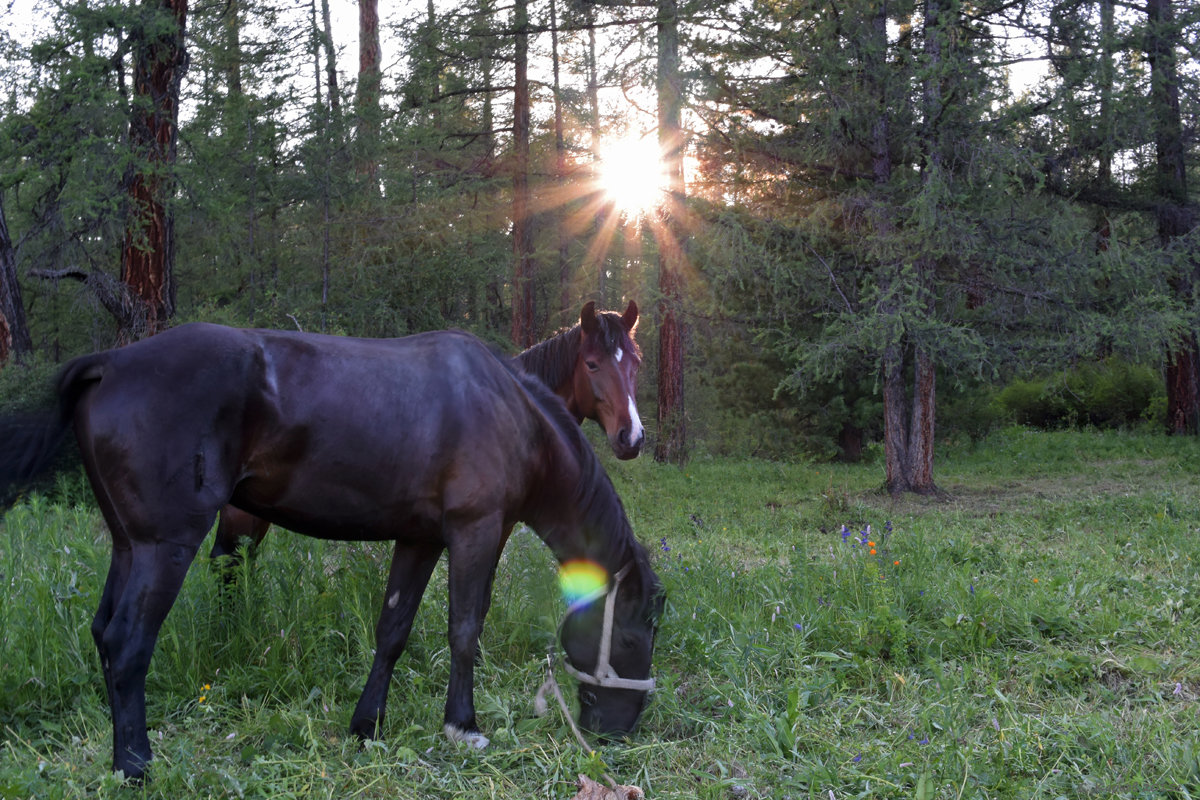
[29,268,146,335]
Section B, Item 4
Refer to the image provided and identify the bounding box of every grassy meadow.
[2,427,1200,799]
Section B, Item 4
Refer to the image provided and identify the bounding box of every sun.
[596,134,666,216]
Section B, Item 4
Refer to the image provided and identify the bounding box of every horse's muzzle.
[612,427,644,460]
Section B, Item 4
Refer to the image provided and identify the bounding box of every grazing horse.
[0,323,663,781]
[207,300,644,567]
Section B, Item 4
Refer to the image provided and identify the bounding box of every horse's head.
[560,557,663,737]
[572,301,644,460]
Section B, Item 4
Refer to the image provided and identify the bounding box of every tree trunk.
[0,194,33,366]
[883,343,937,495]
[1147,0,1198,433]
[320,0,340,116]
[479,0,495,164]
[120,0,188,342]
[510,0,536,349]
[310,0,334,330]
[881,343,906,493]
[880,0,943,494]
[1097,0,1115,185]
[355,0,382,185]
[1167,338,1200,434]
[654,0,687,463]
[310,0,324,108]
[866,0,936,493]
[867,4,890,185]
[223,0,242,98]
[550,0,571,327]
[585,6,610,303]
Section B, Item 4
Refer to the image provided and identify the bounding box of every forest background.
[0,0,1197,491]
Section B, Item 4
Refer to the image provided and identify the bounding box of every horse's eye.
[585,360,599,372]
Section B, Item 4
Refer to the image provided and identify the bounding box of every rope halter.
[560,563,657,693]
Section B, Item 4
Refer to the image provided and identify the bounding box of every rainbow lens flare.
[558,559,609,611]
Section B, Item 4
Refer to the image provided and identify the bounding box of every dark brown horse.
[207,300,643,566]
[0,323,662,781]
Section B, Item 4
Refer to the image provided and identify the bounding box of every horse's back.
[67,323,544,543]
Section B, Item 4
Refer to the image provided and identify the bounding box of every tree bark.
[1147,0,1199,433]
[223,0,241,98]
[320,0,340,116]
[864,0,935,494]
[310,0,335,330]
[120,0,188,342]
[882,342,907,493]
[654,0,687,463]
[1167,338,1200,434]
[355,0,382,184]
[550,0,571,327]
[1097,0,1116,185]
[0,194,33,366]
[510,0,536,348]
[879,0,943,495]
[867,4,891,185]
[584,5,610,303]
[882,343,937,495]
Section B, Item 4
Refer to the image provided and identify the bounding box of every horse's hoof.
[444,724,490,749]
[114,759,149,784]
[350,718,382,740]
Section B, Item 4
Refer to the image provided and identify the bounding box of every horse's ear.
[621,300,638,333]
[580,301,598,334]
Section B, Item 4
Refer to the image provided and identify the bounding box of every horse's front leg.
[349,540,443,739]
[442,513,505,749]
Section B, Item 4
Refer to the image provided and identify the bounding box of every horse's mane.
[503,358,656,604]
[515,310,640,388]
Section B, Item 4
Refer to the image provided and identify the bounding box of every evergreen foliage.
[0,0,1196,463]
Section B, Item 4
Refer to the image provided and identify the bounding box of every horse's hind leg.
[93,539,201,780]
[91,546,132,747]
[349,540,443,739]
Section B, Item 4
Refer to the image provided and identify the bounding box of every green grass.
[3,427,1200,798]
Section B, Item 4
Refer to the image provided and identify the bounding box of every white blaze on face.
[615,347,624,363]
[628,393,644,443]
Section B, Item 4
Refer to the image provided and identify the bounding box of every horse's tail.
[0,352,105,503]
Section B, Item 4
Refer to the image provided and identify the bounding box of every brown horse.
[208,300,643,566]
[517,300,644,460]
[0,323,663,781]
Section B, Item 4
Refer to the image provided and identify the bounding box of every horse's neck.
[531,450,630,576]
[517,328,579,398]
[539,519,629,577]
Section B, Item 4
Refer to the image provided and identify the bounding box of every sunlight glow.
[558,559,609,611]
[597,134,666,216]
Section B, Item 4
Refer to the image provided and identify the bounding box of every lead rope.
[534,564,634,792]
[535,655,619,791]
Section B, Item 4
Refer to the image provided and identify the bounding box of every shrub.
[996,357,1164,430]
